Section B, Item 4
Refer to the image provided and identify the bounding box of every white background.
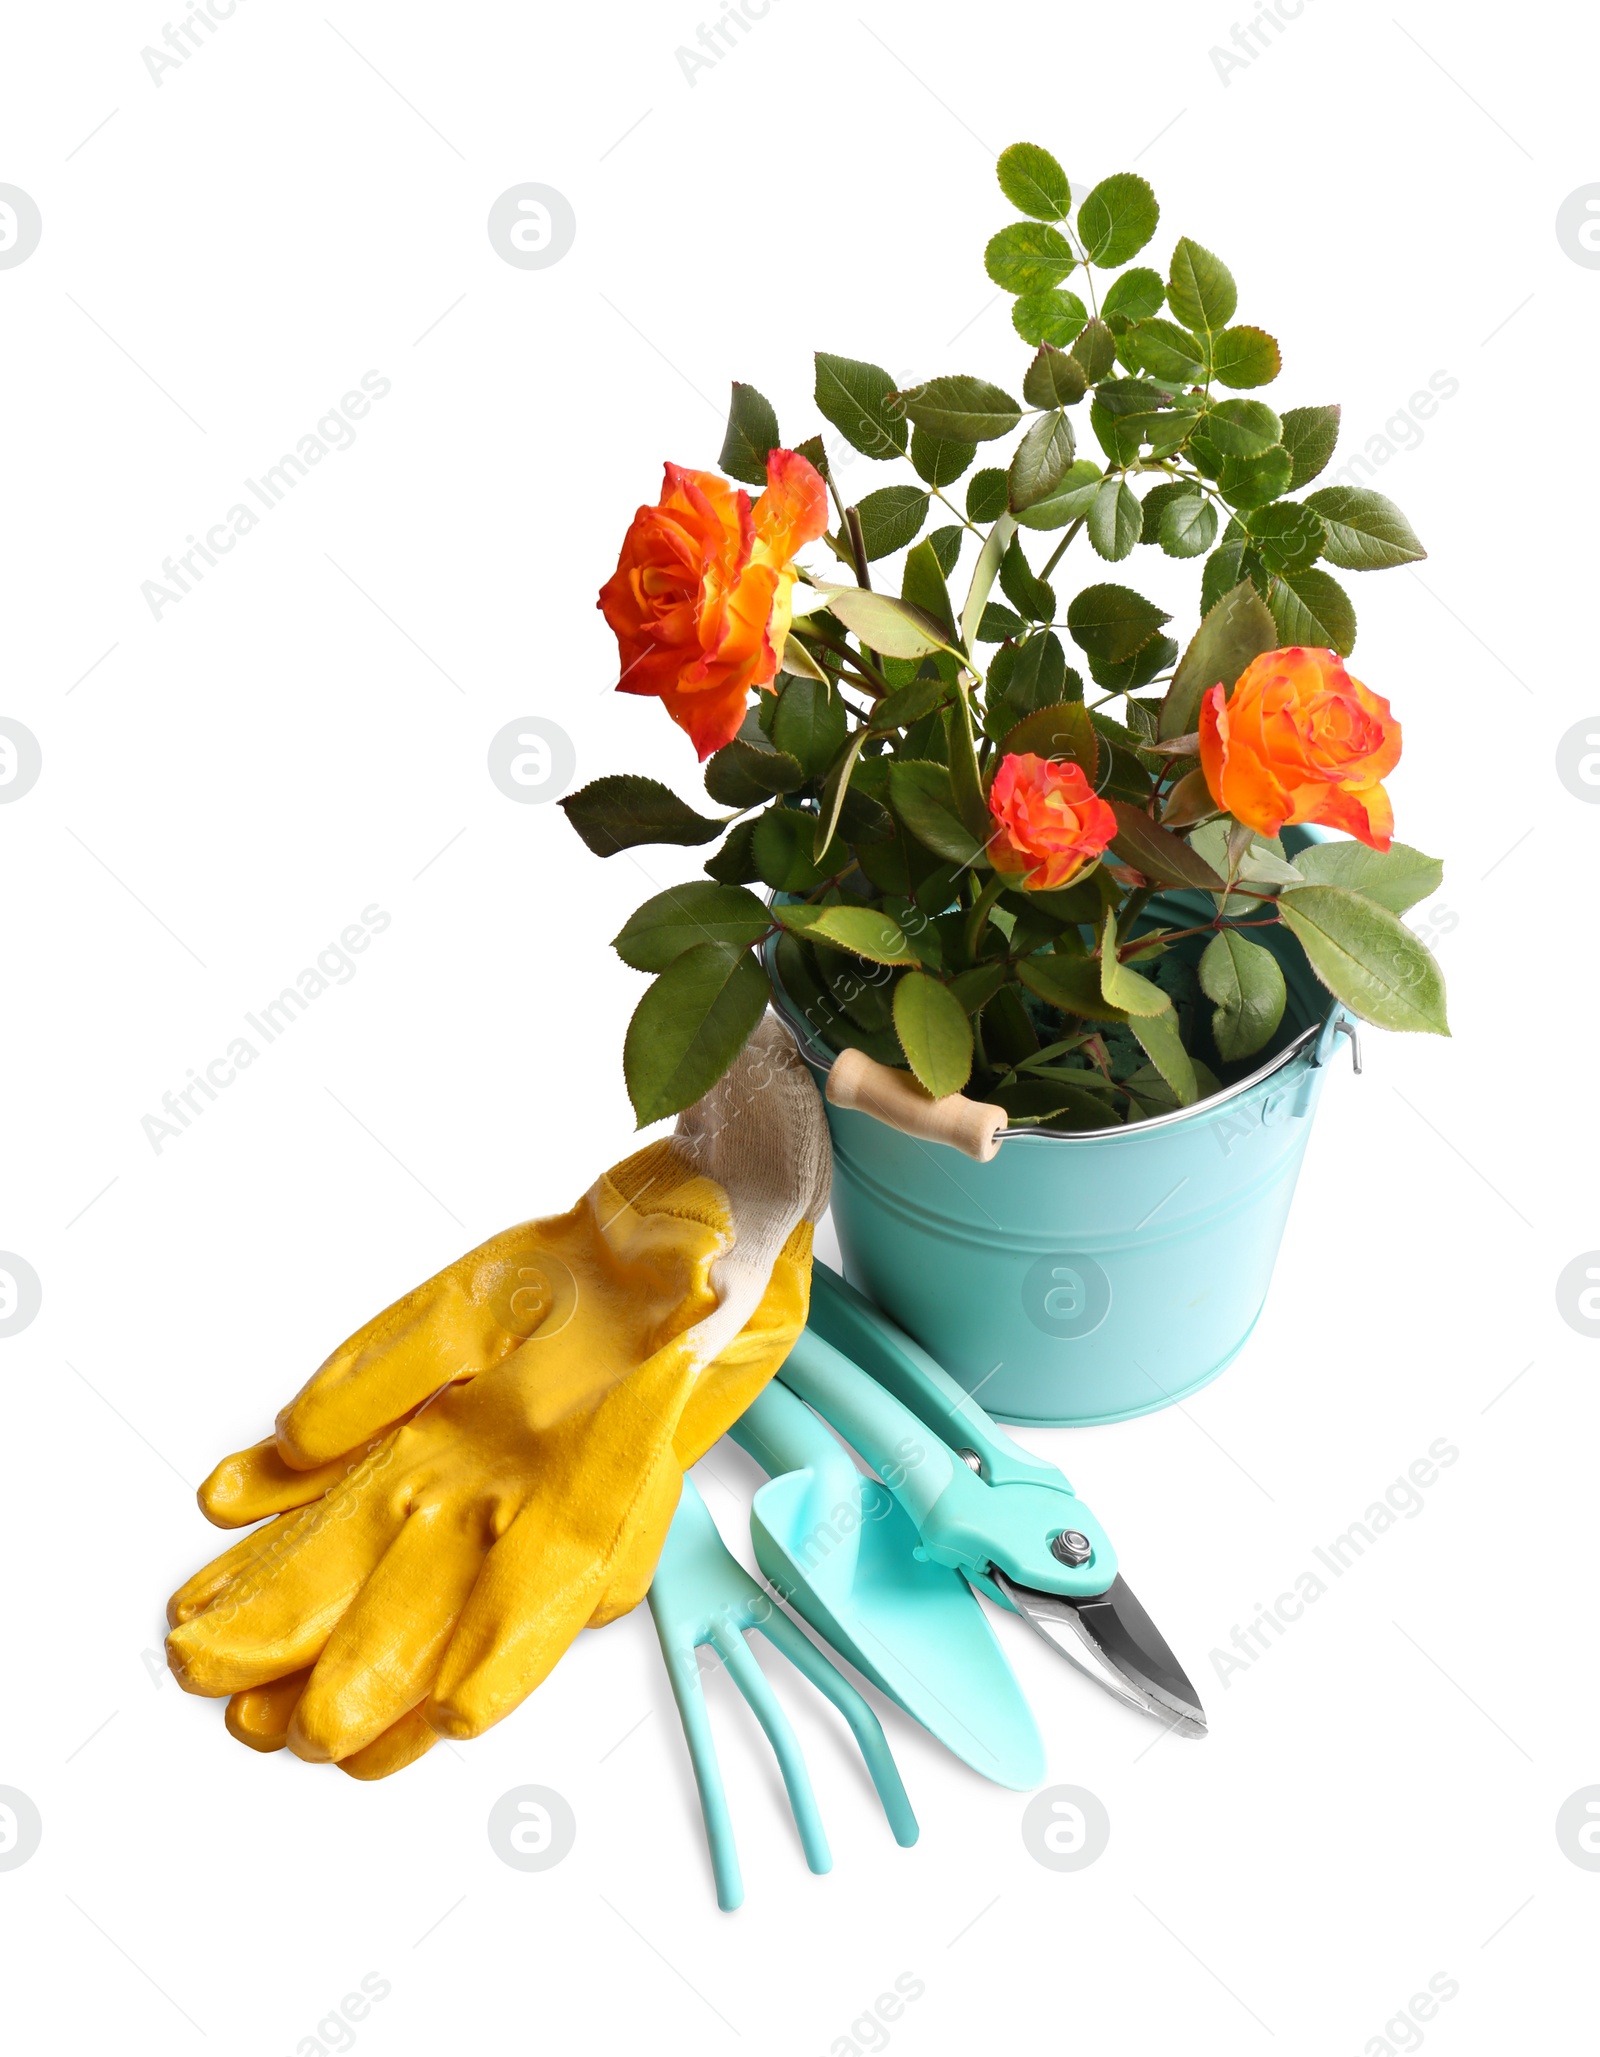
[3,0,1597,2050]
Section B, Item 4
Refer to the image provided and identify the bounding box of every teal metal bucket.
[770,827,1355,1426]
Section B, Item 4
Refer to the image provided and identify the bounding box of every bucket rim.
[764,826,1348,1146]
[766,961,1337,1144]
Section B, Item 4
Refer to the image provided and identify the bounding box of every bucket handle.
[1312,1009,1363,1074]
[826,1049,1007,1163]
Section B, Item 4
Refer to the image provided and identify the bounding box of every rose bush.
[567,140,1449,1129]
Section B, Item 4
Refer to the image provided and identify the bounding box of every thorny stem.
[1112,912,1282,960]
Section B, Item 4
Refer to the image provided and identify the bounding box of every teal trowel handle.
[728,1376,861,1488]
[807,1260,1071,1495]
[776,1329,961,1533]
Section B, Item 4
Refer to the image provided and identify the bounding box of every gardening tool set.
[651,1256,1206,1907]
[165,1019,1213,1912]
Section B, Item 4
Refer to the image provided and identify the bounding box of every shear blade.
[991,1568,1207,1738]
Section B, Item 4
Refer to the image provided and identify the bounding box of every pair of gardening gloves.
[165,1018,831,1779]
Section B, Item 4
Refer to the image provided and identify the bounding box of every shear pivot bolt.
[959,1449,983,1474]
[1051,1529,1092,1566]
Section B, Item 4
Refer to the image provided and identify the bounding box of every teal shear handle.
[806,1259,1073,1493]
[776,1324,1117,1605]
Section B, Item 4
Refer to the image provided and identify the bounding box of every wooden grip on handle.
[825,1048,1007,1164]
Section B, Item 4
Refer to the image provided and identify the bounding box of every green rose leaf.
[772,674,849,777]
[854,484,932,560]
[1008,410,1077,511]
[717,380,781,488]
[1162,576,1278,738]
[966,467,1009,522]
[836,756,897,857]
[814,351,908,460]
[977,602,1024,643]
[818,583,955,660]
[1013,457,1103,531]
[893,971,974,1097]
[929,525,963,577]
[1087,476,1143,561]
[1289,839,1443,914]
[999,536,1055,621]
[1099,911,1171,1018]
[986,632,1076,733]
[779,634,830,686]
[623,941,768,1126]
[1167,238,1238,334]
[775,901,920,967]
[1137,478,1192,541]
[946,682,991,841]
[792,433,829,480]
[888,760,986,864]
[1303,487,1427,570]
[985,220,1076,293]
[1199,929,1287,1061]
[1126,317,1208,384]
[753,807,836,890]
[1276,885,1449,1034]
[703,817,760,884]
[1209,327,1281,389]
[1091,635,1178,699]
[1158,490,1218,559]
[613,882,773,973]
[1071,318,1118,382]
[911,426,978,487]
[562,775,728,857]
[1013,288,1089,348]
[948,962,1010,1015]
[1217,444,1294,510]
[1018,953,1129,1023]
[704,738,806,807]
[1246,500,1328,575]
[1102,266,1165,327]
[1108,802,1226,890]
[1078,173,1159,267]
[871,675,954,733]
[1280,404,1341,489]
[1268,566,1357,656]
[1022,344,1091,409]
[1202,398,1282,459]
[996,141,1074,221]
[1199,527,1260,615]
[1066,583,1171,669]
[902,538,959,642]
[1000,700,1098,782]
[897,375,1023,442]
[1129,1002,1200,1104]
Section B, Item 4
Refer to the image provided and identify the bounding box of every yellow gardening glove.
[166,1017,830,1777]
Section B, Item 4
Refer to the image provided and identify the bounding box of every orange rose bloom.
[1198,646,1401,850]
[988,752,1117,890]
[598,448,828,759]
